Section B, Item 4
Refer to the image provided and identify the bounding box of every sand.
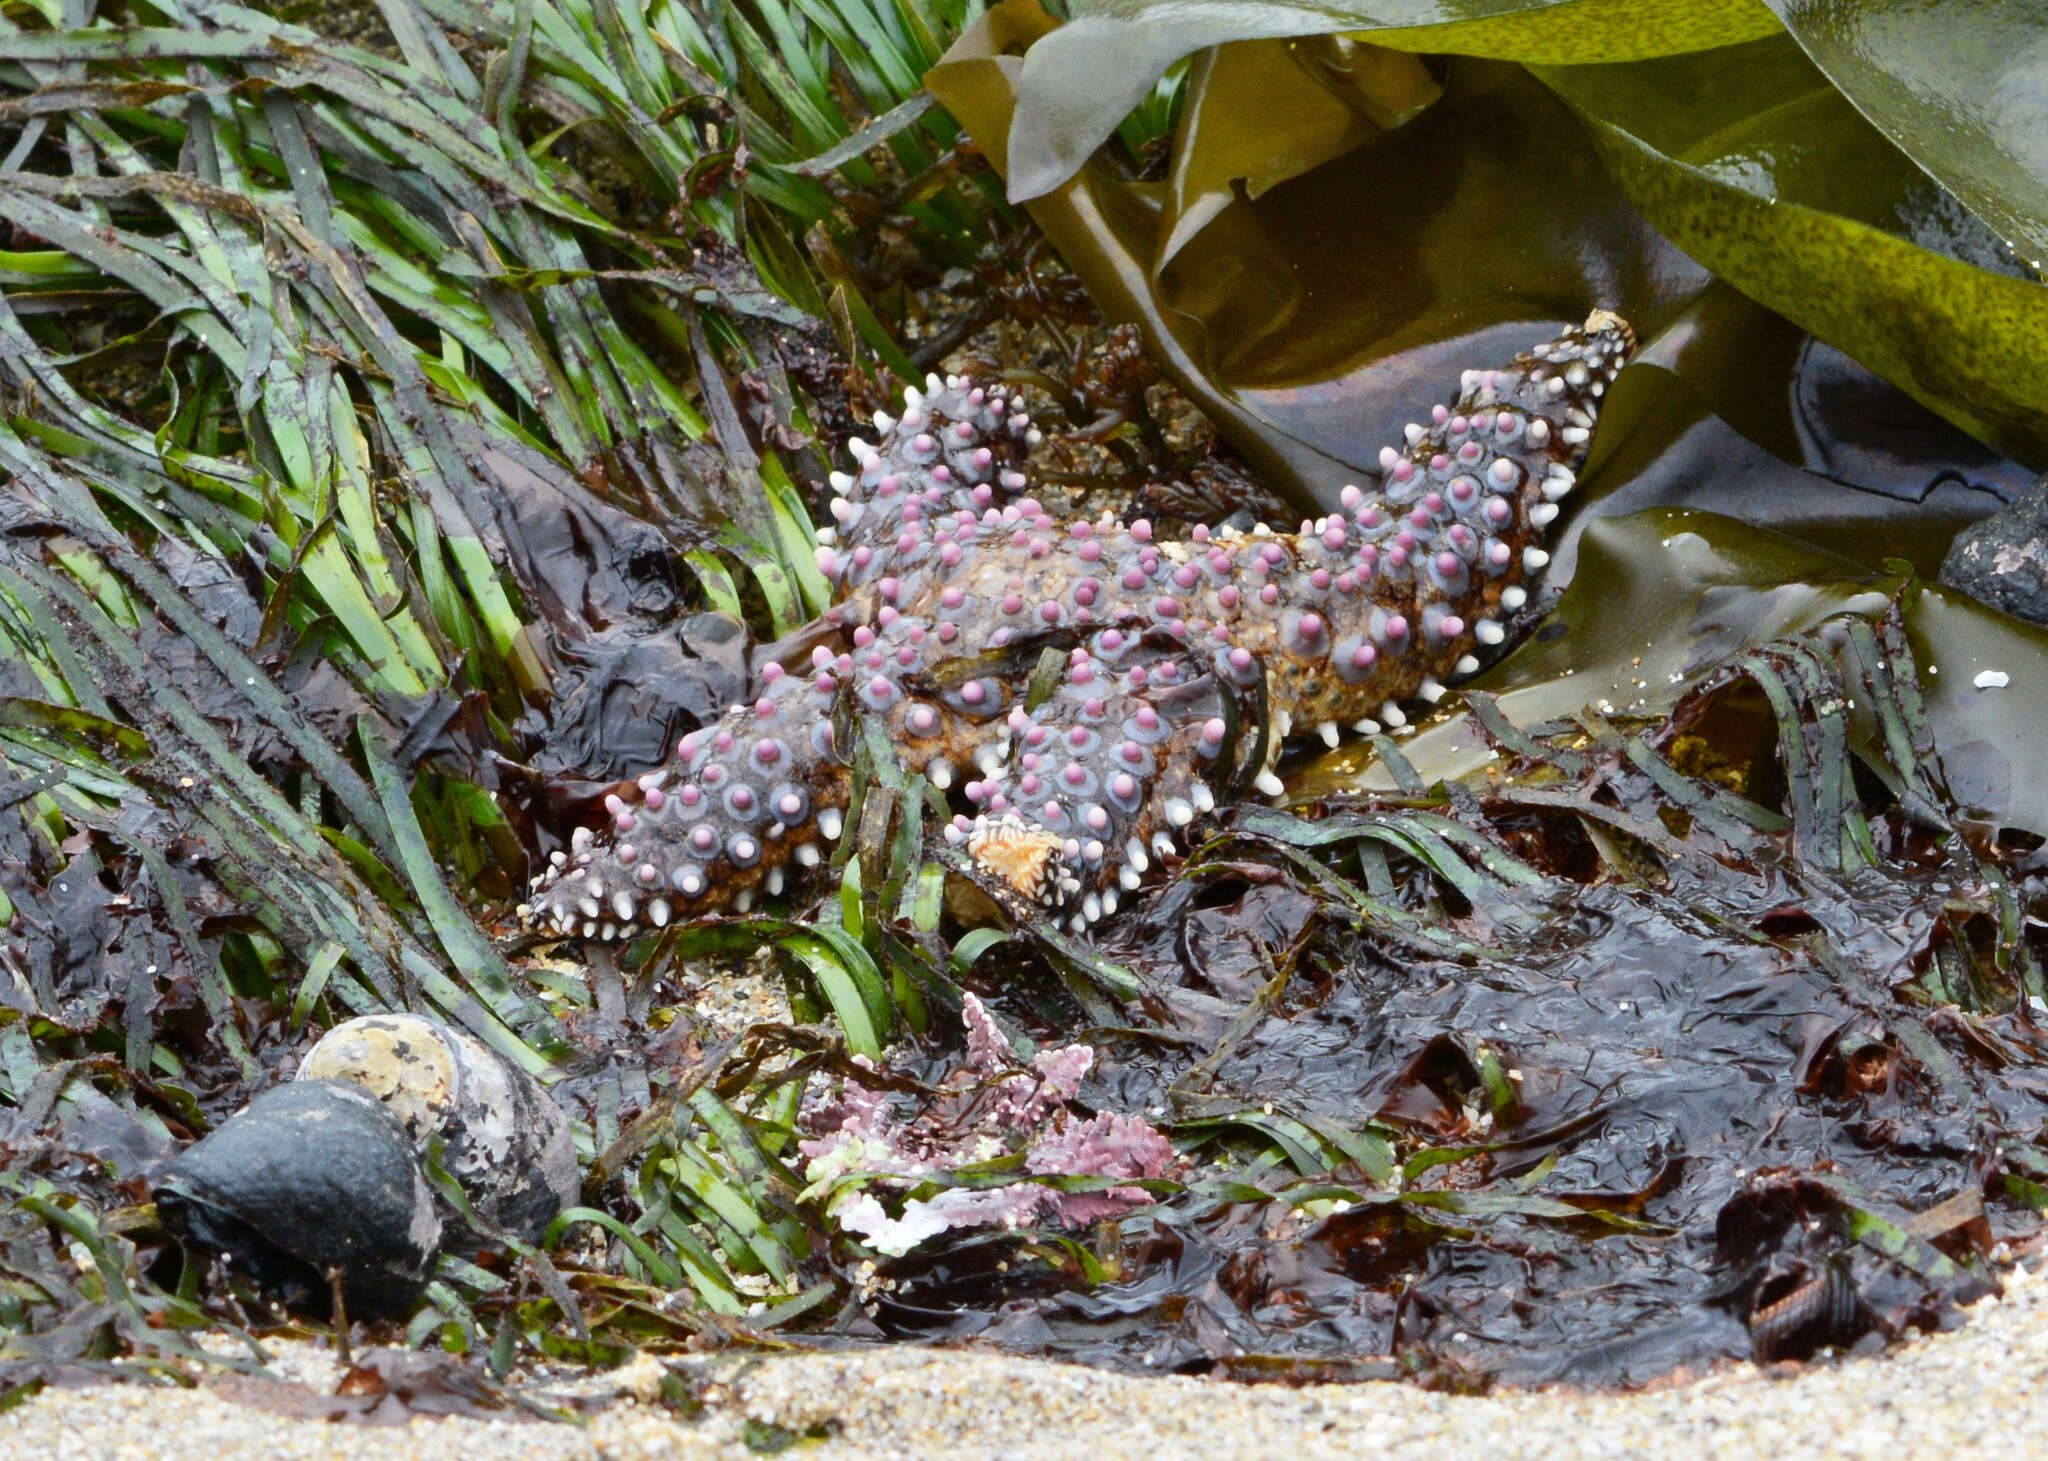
[6,1261,2046,1460]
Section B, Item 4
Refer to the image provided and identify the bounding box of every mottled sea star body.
[521,312,1635,939]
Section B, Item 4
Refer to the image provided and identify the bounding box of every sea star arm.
[814,375,1039,583]
[943,637,1259,931]
[525,654,847,937]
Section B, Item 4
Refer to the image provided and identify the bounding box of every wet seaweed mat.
[817,607,2048,1387]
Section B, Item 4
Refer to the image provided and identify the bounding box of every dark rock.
[154,1081,441,1320]
[1940,471,2048,625]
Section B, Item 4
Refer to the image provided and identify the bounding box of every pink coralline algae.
[523,313,1635,940]
[795,993,1178,1256]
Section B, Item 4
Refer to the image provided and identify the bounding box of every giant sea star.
[521,311,1635,939]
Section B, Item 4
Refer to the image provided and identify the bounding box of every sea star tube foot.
[520,311,1636,939]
